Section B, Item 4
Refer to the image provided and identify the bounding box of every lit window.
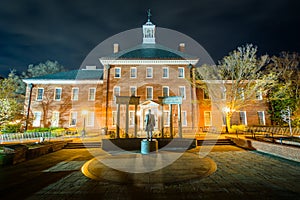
[51,111,60,127]
[36,88,44,101]
[162,67,169,78]
[54,88,62,101]
[88,88,96,101]
[72,88,79,101]
[204,111,212,126]
[130,67,137,78]
[256,90,263,100]
[70,112,77,126]
[146,67,153,78]
[115,67,121,78]
[178,67,185,78]
[113,86,120,102]
[179,86,186,99]
[239,111,247,125]
[33,111,42,127]
[182,111,187,126]
[130,86,137,96]
[162,86,169,97]
[258,111,265,125]
[146,87,153,100]
[87,112,95,127]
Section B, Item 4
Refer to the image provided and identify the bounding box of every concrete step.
[64,142,102,149]
[196,139,235,146]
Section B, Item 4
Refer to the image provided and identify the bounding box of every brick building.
[23,18,270,136]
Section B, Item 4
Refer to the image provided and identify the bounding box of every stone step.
[196,139,235,146]
[64,142,102,149]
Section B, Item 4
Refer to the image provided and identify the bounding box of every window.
[51,111,59,127]
[178,67,185,78]
[203,89,210,99]
[238,88,245,100]
[70,112,77,126]
[163,111,170,126]
[162,67,169,78]
[33,111,42,127]
[130,67,137,78]
[130,86,137,96]
[179,86,186,99]
[112,111,117,126]
[54,88,62,101]
[36,88,44,101]
[162,86,169,97]
[129,111,135,126]
[146,87,153,100]
[113,86,120,102]
[258,111,266,125]
[72,88,79,101]
[239,111,247,125]
[88,88,96,101]
[256,90,263,100]
[115,67,121,78]
[182,111,187,126]
[204,111,212,126]
[146,67,153,78]
[87,112,95,127]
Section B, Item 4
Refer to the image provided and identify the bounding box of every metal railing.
[0,132,63,144]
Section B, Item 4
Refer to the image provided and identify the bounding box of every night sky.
[0,0,299,77]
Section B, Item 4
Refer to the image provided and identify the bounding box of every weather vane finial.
[147,9,151,22]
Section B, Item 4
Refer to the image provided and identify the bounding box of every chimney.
[178,43,185,52]
[113,43,119,53]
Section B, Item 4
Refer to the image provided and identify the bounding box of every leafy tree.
[196,44,275,132]
[266,52,300,126]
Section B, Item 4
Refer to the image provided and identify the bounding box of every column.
[170,104,173,139]
[160,104,164,138]
[178,104,182,138]
[125,104,129,138]
[134,104,138,138]
[116,104,120,138]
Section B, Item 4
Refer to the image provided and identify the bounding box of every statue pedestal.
[141,139,158,154]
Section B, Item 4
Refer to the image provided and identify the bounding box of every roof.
[24,69,103,81]
[103,44,197,60]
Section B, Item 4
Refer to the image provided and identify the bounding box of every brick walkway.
[17,145,300,200]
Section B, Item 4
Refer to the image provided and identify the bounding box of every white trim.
[69,111,77,127]
[51,111,60,127]
[162,86,169,97]
[204,111,212,126]
[100,59,199,66]
[23,80,103,85]
[54,87,62,101]
[71,87,79,101]
[239,111,247,125]
[130,86,137,96]
[130,67,137,78]
[162,67,169,78]
[179,86,186,100]
[114,67,121,78]
[146,86,153,100]
[88,88,96,101]
[182,111,187,126]
[33,111,42,127]
[36,88,44,101]
[146,67,153,78]
[257,111,266,125]
[178,67,185,78]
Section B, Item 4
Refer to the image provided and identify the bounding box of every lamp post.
[25,83,34,132]
[81,110,88,137]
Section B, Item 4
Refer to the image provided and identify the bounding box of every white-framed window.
[36,88,44,101]
[204,111,212,126]
[162,86,169,97]
[130,67,137,78]
[129,111,135,126]
[88,88,96,101]
[257,111,266,125]
[146,67,153,78]
[182,111,187,126]
[162,67,169,78]
[163,111,170,126]
[239,111,247,125]
[178,67,185,78]
[112,111,117,126]
[256,90,263,100]
[72,87,79,101]
[130,86,137,96]
[146,86,153,100]
[70,112,77,126]
[113,86,120,102]
[51,111,60,127]
[33,111,42,127]
[179,86,186,100]
[54,88,62,101]
[203,89,210,99]
[114,67,121,78]
[87,111,95,127]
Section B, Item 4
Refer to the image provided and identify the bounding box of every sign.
[159,96,182,105]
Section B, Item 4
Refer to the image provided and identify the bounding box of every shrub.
[0,123,21,133]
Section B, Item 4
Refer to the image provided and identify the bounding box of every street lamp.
[81,110,88,137]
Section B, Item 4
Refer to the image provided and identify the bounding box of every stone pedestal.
[141,139,158,154]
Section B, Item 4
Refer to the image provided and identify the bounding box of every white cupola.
[143,9,156,44]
